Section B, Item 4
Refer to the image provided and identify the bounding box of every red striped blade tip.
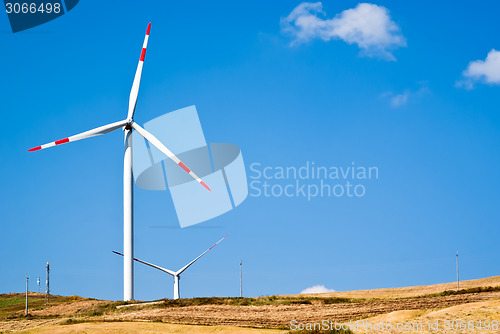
[28,146,41,152]
[146,22,151,35]
[201,181,211,191]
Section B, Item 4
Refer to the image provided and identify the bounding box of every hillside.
[0,276,499,333]
[298,275,500,299]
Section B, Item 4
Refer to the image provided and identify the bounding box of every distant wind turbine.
[113,234,229,299]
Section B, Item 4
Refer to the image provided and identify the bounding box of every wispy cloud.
[383,82,429,108]
[280,2,406,60]
[300,284,335,294]
[458,49,500,89]
[390,91,410,107]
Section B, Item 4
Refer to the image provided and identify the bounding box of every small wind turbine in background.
[28,23,211,301]
[113,234,229,299]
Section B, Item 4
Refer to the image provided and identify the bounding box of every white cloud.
[300,285,335,294]
[458,49,500,88]
[281,2,406,60]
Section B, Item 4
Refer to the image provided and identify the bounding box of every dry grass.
[297,276,500,299]
[104,291,500,328]
[1,276,499,333]
[13,321,285,334]
[354,299,500,334]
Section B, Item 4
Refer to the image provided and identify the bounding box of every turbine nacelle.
[124,119,133,130]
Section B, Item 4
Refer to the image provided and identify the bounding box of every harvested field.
[104,290,500,328]
[1,276,499,333]
[299,276,500,299]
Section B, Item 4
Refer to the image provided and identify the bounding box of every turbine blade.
[112,251,175,276]
[176,234,230,275]
[127,22,151,120]
[28,119,128,152]
[131,122,211,191]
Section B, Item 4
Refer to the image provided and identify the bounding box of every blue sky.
[1,0,499,301]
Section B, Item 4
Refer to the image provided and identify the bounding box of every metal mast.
[240,260,242,298]
[456,251,459,291]
[25,276,29,316]
[45,262,50,305]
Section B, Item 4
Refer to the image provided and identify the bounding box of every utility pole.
[240,260,242,298]
[456,251,459,291]
[45,262,50,305]
[25,276,29,316]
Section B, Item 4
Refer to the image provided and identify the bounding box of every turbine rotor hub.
[125,119,133,130]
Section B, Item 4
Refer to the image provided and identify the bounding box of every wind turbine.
[28,23,211,301]
[113,234,229,299]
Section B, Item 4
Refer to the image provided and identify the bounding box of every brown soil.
[30,300,108,317]
[104,291,500,328]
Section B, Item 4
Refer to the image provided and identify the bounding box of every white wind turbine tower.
[28,23,210,301]
[113,234,229,299]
